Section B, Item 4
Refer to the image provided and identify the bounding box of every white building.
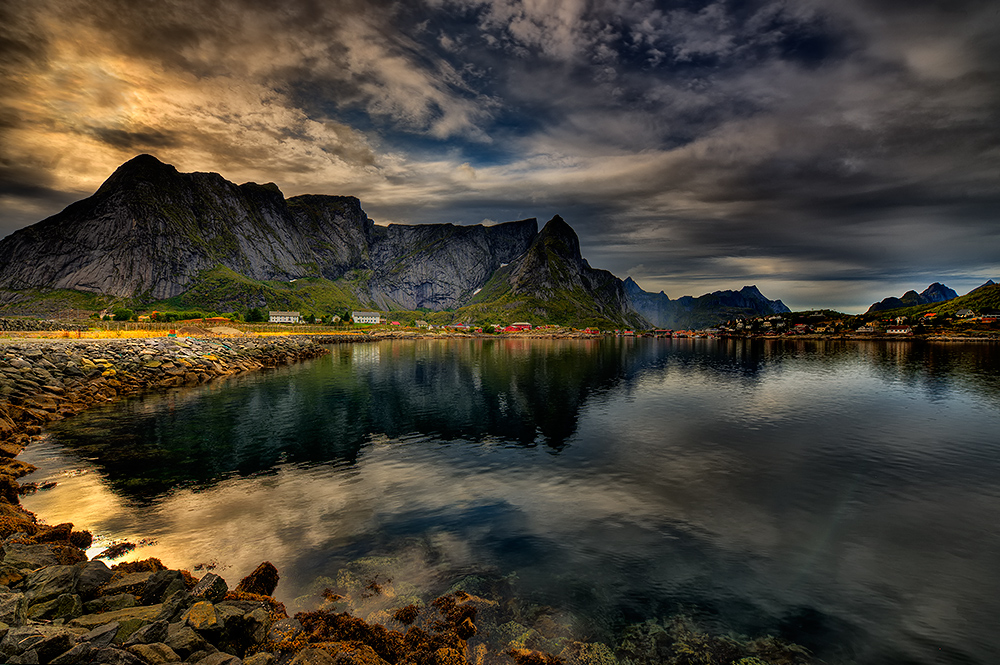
[352,311,381,325]
[269,311,301,323]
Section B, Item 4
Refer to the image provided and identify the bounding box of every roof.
[269,311,300,316]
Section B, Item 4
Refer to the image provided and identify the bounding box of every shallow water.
[20,338,1000,664]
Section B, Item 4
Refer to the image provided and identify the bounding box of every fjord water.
[20,338,1000,664]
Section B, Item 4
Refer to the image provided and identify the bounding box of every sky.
[1,0,998,312]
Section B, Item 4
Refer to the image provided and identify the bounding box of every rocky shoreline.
[0,336,334,664]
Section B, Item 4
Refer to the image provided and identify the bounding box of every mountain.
[459,216,648,328]
[624,279,789,329]
[0,155,536,310]
[0,154,791,329]
[866,282,959,313]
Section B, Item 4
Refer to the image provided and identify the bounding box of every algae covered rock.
[236,561,280,597]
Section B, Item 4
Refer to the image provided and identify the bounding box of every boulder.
[84,592,138,614]
[101,571,155,597]
[75,559,113,598]
[141,570,185,605]
[0,592,26,626]
[126,642,182,664]
[68,603,163,631]
[194,652,243,665]
[50,642,98,664]
[192,573,229,603]
[235,562,279,597]
[78,621,121,649]
[30,630,77,663]
[124,618,169,646]
[24,564,79,605]
[156,589,194,623]
[26,592,83,621]
[0,543,60,569]
[0,625,83,660]
[165,624,210,660]
[185,601,223,633]
[88,647,146,664]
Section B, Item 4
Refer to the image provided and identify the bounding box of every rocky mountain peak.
[95,153,181,196]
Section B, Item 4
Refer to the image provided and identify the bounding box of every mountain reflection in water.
[20,338,1000,665]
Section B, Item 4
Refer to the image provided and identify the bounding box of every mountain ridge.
[0,154,784,328]
[624,277,790,329]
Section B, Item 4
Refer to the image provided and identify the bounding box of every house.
[352,311,381,325]
[886,325,912,335]
[415,320,429,328]
[956,309,975,318]
[269,311,301,323]
[856,325,876,333]
[510,322,532,330]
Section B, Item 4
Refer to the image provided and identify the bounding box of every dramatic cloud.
[1,0,998,311]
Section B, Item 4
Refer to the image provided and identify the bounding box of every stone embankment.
[0,336,329,451]
[0,319,86,333]
[0,336,333,663]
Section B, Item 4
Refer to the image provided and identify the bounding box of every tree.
[305,313,316,324]
[113,308,133,321]
[246,308,266,323]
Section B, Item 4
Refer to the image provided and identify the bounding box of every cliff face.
[0,155,536,309]
[625,278,790,329]
[469,216,649,328]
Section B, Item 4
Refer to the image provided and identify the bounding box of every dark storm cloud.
[0,0,998,310]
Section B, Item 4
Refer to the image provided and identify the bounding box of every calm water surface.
[20,338,1000,665]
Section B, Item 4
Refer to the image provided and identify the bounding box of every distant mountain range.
[866,283,959,313]
[624,279,790,329]
[0,154,788,328]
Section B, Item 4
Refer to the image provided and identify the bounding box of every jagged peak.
[96,154,181,195]
[739,285,764,298]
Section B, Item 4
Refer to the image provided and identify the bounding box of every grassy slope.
[146,265,366,315]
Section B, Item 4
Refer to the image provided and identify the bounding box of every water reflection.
[19,338,1000,665]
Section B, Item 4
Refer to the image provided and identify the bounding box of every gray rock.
[0,625,82,659]
[74,559,113,598]
[89,647,146,664]
[101,571,155,597]
[24,564,79,605]
[126,641,182,663]
[50,642,96,665]
[124,618,168,646]
[165,624,210,659]
[30,630,76,662]
[195,652,243,665]
[8,649,39,664]
[0,592,26,626]
[191,573,229,603]
[68,603,163,631]
[79,621,120,649]
[26,592,82,621]
[141,569,185,605]
[84,592,138,614]
[156,589,194,623]
[289,648,336,665]
[0,543,60,569]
